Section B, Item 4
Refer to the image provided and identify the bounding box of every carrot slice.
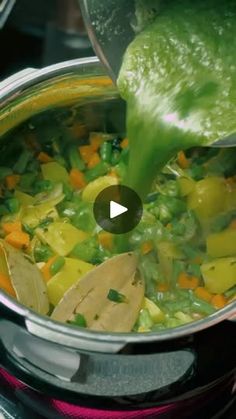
[79,145,94,164]
[211,294,227,309]
[5,174,20,190]
[98,232,113,250]
[69,169,87,189]
[37,152,53,163]
[2,221,22,235]
[87,152,101,169]
[120,137,129,149]
[157,283,169,292]
[178,272,199,289]
[90,134,104,151]
[141,240,153,255]
[229,219,236,229]
[0,273,16,297]
[194,287,213,303]
[41,255,57,282]
[5,231,30,250]
[177,151,190,169]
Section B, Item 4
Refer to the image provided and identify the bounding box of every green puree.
[118,0,236,199]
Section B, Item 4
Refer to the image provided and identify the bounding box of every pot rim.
[0,57,235,349]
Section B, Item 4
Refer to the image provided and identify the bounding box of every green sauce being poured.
[117,0,236,199]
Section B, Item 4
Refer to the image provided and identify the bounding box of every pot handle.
[0,316,195,399]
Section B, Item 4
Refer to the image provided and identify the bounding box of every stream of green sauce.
[118,0,236,199]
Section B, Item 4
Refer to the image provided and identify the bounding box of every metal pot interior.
[0,58,235,351]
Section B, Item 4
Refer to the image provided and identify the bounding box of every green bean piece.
[22,223,34,238]
[49,256,65,276]
[19,173,37,192]
[0,205,8,216]
[111,150,121,166]
[191,297,215,315]
[6,198,20,214]
[115,161,127,181]
[0,167,13,180]
[85,162,108,182]
[100,141,112,163]
[13,149,32,174]
[68,146,85,171]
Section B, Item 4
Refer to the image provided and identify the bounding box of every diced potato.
[178,177,196,197]
[207,229,236,258]
[14,190,34,206]
[143,297,165,323]
[36,222,88,256]
[47,258,93,305]
[82,175,118,202]
[41,162,69,183]
[201,257,236,294]
[22,205,58,228]
[187,177,227,220]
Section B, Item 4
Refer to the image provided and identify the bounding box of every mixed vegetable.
[0,119,235,332]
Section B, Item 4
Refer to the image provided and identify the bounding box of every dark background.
[0,0,94,79]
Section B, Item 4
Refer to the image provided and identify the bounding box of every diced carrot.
[2,221,22,235]
[90,134,104,151]
[109,168,118,179]
[141,240,153,255]
[225,176,236,187]
[87,152,101,169]
[157,283,169,292]
[5,231,30,250]
[69,169,87,190]
[79,145,94,164]
[191,256,203,264]
[229,219,236,229]
[0,273,16,297]
[177,151,190,169]
[69,122,87,139]
[98,231,113,250]
[120,137,129,149]
[37,151,53,163]
[25,132,40,152]
[5,174,20,190]
[211,294,227,309]
[178,272,199,289]
[194,287,213,303]
[41,255,57,282]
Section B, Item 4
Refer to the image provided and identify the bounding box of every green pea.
[34,243,54,263]
[70,239,97,262]
[49,256,65,276]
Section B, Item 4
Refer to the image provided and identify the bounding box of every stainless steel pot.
[0,58,235,406]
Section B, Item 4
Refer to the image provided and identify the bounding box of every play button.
[93,185,143,234]
[110,201,128,219]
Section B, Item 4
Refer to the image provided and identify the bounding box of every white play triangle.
[110,200,128,219]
